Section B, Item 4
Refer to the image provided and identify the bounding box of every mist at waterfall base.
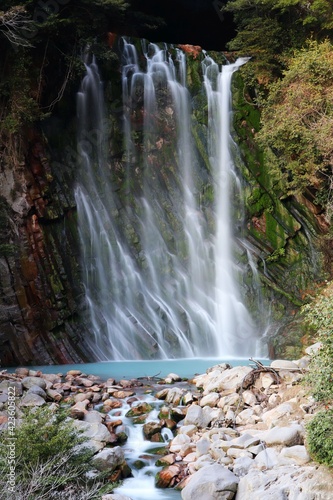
[75,40,268,362]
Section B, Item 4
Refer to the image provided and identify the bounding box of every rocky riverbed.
[1,347,332,499]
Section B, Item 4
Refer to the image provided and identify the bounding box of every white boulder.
[181,464,239,500]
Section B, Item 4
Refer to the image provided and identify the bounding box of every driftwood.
[137,372,163,382]
[0,370,21,381]
[241,358,281,390]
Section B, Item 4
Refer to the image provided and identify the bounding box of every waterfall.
[202,54,256,356]
[75,41,263,360]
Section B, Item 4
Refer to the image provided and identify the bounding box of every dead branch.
[0,6,35,48]
[0,370,21,381]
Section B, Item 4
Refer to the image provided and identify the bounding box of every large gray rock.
[0,380,23,395]
[165,387,184,405]
[200,366,253,395]
[262,402,296,428]
[203,406,223,427]
[91,446,125,472]
[21,376,47,390]
[236,465,333,499]
[293,356,310,369]
[181,464,239,500]
[15,367,29,377]
[235,408,261,426]
[77,439,105,454]
[200,393,220,407]
[196,436,210,457]
[218,393,240,411]
[20,393,46,407]
[26,385,47,399]
[278,370,303,385]
[184,404,219,428]
[178,424,197,437]
[280,445,310,465]
[194,454,215,470]
[169,433,191,453]
[305,342,322,355]
[233,456,254,477]
[231,433,260,449]
[254,448,282,469]
[73,420,112,443]
[41,373,62,384]
[270,360,299,370]
[264,425,303,447]
[184,404,211,428]
[0,393,8,403]
[83,410,104,424]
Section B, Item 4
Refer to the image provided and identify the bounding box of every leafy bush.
[302,282,333,403]
[257,40,333,205]
[302,283,333,467]
[10,406,88,469]
[306,409,333,467]
[0,406,114,499]
[224,0,333,89]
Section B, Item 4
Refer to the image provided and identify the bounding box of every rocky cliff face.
[0,37,328,366]
[0,125,95,365]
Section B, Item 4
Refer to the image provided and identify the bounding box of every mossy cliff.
[232,71,329,358]
[0,34,329,365]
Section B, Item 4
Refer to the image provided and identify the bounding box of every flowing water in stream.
[75,40,265,361]
[109,391,181,500]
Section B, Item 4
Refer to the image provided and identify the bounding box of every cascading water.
[75,41,264,360]
[202,55,257,356]
[109,393,180,500]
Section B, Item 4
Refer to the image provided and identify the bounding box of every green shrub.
[0,406,114,499]
[306,409,333,467]
[302,283,333,403]
[302,283,333,468]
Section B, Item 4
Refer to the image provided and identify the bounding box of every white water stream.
[109,393,181,500]
[75,41,264,360]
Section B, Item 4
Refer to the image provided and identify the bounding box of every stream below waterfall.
[5,359,270,497]
[109,389,182,500]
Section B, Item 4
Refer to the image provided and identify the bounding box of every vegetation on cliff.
[225,0,333,216]
[0,1,127,133]
[257,41,333,217]
[224,0,333,86]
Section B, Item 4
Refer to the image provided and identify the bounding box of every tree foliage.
[224,0,333,85]
[256,40,333,213]
[0,0,163,51]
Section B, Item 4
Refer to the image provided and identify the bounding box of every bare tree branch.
[0,6,35,48]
